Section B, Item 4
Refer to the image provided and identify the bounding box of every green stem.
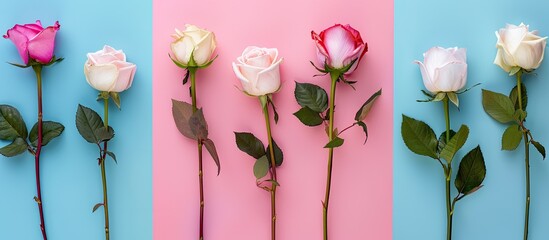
[32,65,48,240]
[101,98,110,240]
[443,96,453,240]
[190,68,198,112]
[189,68,204,240]
[262,96,277,240]
[517,71,530,240]
[323,72,339,240]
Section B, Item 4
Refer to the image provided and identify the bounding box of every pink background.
[153,0,393,239]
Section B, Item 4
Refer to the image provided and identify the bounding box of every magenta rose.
[3,20,60,65]
[311,24,367,74]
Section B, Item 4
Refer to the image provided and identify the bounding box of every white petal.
[494,48,512,72]
[85,63,119,92]
[501,24,527,54]
[433,62,467,92]
[415,60,437,93]
[255,58,283,95]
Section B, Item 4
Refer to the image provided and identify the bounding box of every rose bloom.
[494,23,547,72]
[311,24,367,74]
[232,46,283,96]
[171,24,216,67]
[85,45,137,92]
[3,20,60,65]
[415,47,467,93]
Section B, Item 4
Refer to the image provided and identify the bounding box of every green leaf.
[440,125,469,163]
[92,203,104,213]
[502,125,522,151]
[531,140,546,159]
[94,126,115,143]
[0,105,27,140]
[356,121,369,144]
[29,121,65,147]
[482,89,515,123]
[265,138,283,167]
[253,155,269,179]
[0,137,28,157]
[106,151,117,164]
[203,139,221,175]
[513,109,527,122]
[455,146,486,195]
[294,82,328,113]
[75,104,104,144]
[509,66,522,76]
[189,109,208,140]
[109,92,121,109]
[509,83,527,111]
[355,89,382,121]
[447,92,459,107]
[171,99,196,140]
[324,137,344,148]
[433,92,446,102]
[437,130,456,154]
[293,107,324,126]
[401,115,438,159]
[235,132,266,159]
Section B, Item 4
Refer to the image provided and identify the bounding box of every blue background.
[395,0,549,239]
[0,1,152,239]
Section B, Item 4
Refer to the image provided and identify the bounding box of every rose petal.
[514,38,546,70]
[27,22,59,64]
[255,58,283,95]
[193,31,215,65]
[424,47,455,77]
[112,64,136,92]
[494,48,512,72]
[433,62,467,92]
[322,25,357,68]
[85,63,119,92]
[13,24,41,39]
[415,60,437,93]
[232,62,256,95]
[500,24,527,54]
[171,36,195,65]
[4,28,30,64]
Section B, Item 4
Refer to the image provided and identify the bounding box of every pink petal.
[27,21,60,64]
[322,25,358,68]
[112,64,136,92]
[4,28,30,64]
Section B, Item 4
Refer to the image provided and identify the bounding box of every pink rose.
[3,20,60,65]
[232,46,283,96]
[311,24,367,74]
[84,45,137,92]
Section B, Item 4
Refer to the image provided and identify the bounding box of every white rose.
[232,46,283,96]
[84,45,137,92]
[414,47,467,93]
[171,24,216,67]
[494,23,547,72]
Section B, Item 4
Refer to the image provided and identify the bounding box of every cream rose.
[232,46,283,96]
[494,23,547,72]
[415,47,467,93]
[171,24,216,67]
[84,45,137,92]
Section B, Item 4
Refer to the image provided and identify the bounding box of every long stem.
[517,71,530,240]
[323,72,338,240]
[262,96,277,240]
[443,96,453,240]
[189,68,205,240]
[190,68,198,112]
[32,65,47,240]
[101,98,110,240]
